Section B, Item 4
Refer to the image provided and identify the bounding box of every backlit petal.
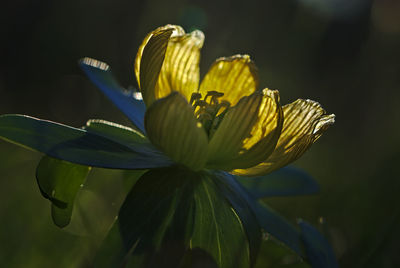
[144,92,208,170]
[135,25,204,106]
[207,89,282,170]
[232,89,283,168]
[234,99,335,176]
[154,28,204,101]
[134,25,177,106]
[199,55,259,106]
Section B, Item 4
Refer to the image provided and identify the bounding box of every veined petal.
[231,89,283,169]
[155,28,204,101]
[134,25,176,106]
[135,25,204,105]
[234,99,335,176]
[207,90,282,170]
[199,55,259,106]
[144,92,208,170]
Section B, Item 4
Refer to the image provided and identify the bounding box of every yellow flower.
[0,24,338,267]
[134,25,334,175]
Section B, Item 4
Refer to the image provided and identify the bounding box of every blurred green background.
[1,0,400,267]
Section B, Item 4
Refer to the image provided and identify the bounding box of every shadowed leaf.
[299,220,338,268]
[237,166,319,198]
[216,173,303,256]
[36,156,90,227]
[96,167,252,268]
[0,114,170,169]
[79,57,147,133]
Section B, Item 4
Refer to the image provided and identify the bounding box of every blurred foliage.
[1,0,400,267]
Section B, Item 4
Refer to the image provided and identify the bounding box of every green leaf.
[0,114,171,169]
[212,171,262,267]
[251,202,303,256]
[225,172,338,266]
[79,57,147,133]
[36,156,90,227]
[216,172,304,256]
[118,167,195,267]
[298,220,338,268]
[96,167,252,268]
[237,166,319,198]
[190,173,251,268]
[84,119,168,159]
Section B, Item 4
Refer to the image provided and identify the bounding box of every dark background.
[1,0,400,267]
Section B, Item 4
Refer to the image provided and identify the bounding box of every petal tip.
[189,29,205,47]
[216,54,253,64]
[313,114,335,135]
[263,88,280,103]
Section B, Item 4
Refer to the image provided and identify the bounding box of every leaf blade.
[237,166,319,198]
[191,173,250,268]
[298,220,338,268]
[79,57,147,133]
[101,167,252,268]
[117,167,195,267]
[36,156,90,227]
[212,171,262,267]
[217,172,303,256]
[0,114,171,169]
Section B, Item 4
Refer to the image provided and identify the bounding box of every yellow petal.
[233,89,283,168]
[206,89,282,170]
[134,25,177,106]
[144,92,208,171]
[135,25,204,106]
[199,55,259,106]
[234,99,335,176]
[154,28,204,102]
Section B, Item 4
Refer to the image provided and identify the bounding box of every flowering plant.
[0,25,336,267]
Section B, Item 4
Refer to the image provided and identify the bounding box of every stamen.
[193,100,208,108]
[206,91,224,98]
[217,100,231,114]
[190,92,202,105]
[191,90,229,137]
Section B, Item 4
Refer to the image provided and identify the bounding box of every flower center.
[190,91,230,137]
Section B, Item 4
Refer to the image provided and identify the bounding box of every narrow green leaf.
[298,220,338,268]
[36,156,90,227]
[251,202,303,256]
[191,174,251,268]
[212,171,262,267]
[85,119,169,159]
[217,173,304,256]
[0,114,170,169]
[222,171,337,266]
[79,57,147,133]
[237,166,319,198]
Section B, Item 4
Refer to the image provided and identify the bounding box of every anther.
[206,91,224,98]
[193,100,208,108]
[190,92,202,105]
[190,90,229,136]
